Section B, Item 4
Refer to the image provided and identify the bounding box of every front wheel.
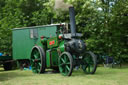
[82,51,97,74]
[58,52,73,76]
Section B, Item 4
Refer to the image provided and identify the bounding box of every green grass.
[0,66,128,85]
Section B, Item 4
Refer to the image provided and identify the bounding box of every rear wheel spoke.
[34,55,38,59]
[38,62,41,66]
[59,63,64,66]
[66,62,70,65]
[61,58,65,63]
[66,65,70,71]
[31,59,35,62]
[64,55,67,63]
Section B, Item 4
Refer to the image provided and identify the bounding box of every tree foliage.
[0,0,127,61]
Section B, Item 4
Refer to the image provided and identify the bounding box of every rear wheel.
[30,46,46,73]
[58,52,73,76]
[82,51,97,74]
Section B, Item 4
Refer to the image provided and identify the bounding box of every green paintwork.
[12,23,97,76]
[45,40,65,68]
[46,49,59,68]
[41,38,47,50]
[13,29,34,60]
[12,24,63,70]
[41,38,47,44]
[13,25,58,60]
[46,50,51,68]
[51,50,59,66]
[59,41,65,52]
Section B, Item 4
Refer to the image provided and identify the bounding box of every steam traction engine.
[13,7,97,76]
[30,7,97,76]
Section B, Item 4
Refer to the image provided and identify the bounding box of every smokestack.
[69,7,76,37]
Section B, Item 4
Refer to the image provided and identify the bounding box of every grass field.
[0,66,128,85]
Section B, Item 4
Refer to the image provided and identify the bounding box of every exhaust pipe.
[69,7,76,37]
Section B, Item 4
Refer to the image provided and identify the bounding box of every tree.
[0,0,49,54]
[0,0,127,61]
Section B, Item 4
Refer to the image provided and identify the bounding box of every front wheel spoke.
[89,62,94,65]
[89,63,94,67]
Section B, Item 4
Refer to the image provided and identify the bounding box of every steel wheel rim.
[31,48,41,73]
[59,53,71,76]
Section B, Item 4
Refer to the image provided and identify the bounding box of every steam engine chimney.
[69,7,76,37]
